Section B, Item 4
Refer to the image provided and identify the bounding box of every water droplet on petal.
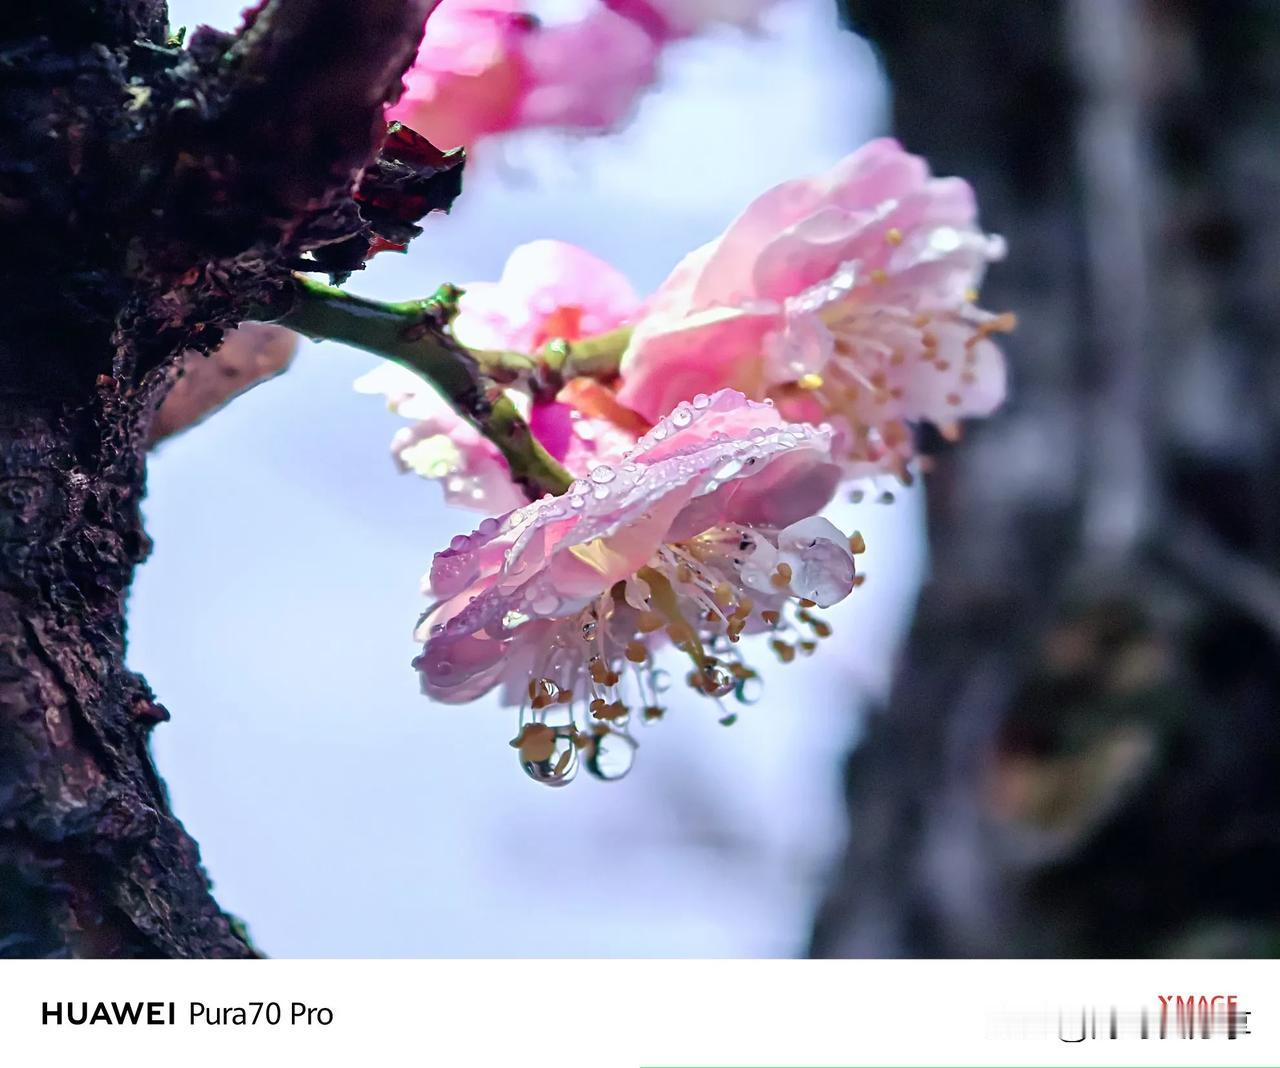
[692,393,710,409]
[590,465,616,484]
[671,407,693,428]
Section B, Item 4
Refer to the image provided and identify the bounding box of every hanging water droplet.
[651,668,672,693]
[735,675,763,704]
[521,727,579,787]
[585,730,636,781]
[701,665,735,698]
[581,618,597,641]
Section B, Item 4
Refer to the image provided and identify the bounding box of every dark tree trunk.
[0,0,440,957]
[814,0,1280,957]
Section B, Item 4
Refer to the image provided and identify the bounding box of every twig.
[279,276,575,499]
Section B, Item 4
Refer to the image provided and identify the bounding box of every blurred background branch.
[814,0,1280,957]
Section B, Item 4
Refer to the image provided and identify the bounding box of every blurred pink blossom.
[451,239,640,351]
[389,2,658,149]
[616,139,1012,477]
[603,0,775,42]
[415,390,853,739]
[357,240,644,510]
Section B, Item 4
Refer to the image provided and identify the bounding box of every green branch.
[278,275,574,500]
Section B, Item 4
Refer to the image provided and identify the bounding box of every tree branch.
[279,277,574,499]
[151,324,299,444]
[203,0,443,215]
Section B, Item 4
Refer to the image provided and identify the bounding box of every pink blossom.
[356,241,644,510]
[355,362,526,514]
[414,390,855,762]
[616,139,1012,477]
[603,0,776,42]
[451,239,640,352]
[389,3,658,149]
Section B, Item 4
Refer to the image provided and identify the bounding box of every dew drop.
[671,407,693,428]
[590,465,616,484]
[691,393,710,409]
[521,727,579,787]
[702,665,736,698]
[585,731,637,782]
[449,534,471,552]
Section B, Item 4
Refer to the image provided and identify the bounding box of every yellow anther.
[510,723,556,763]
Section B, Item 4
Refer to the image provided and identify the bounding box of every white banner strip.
[1,958,1275,1067]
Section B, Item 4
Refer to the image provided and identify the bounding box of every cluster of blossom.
[359,139,1012,784]
[388,0,777,148]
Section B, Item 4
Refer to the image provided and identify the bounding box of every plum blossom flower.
[603,0,776,42]
[389,2,658,149]
[355,362,527,513]
[357,241,644,510]
[414,389,858,784]
[450,239,640,352]
[616,139,1013,478]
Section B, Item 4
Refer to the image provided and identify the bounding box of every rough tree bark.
[0,0,446,957]
[814,0,1280,957]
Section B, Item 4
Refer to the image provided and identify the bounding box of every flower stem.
[278,275,574,499]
